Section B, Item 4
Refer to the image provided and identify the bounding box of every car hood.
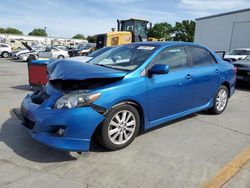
[21,42,33,51]
[49,59,127,81]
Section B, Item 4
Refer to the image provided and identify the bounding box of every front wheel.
[97,104,140,150]
[1,51,9,58]
[209,85,229,114]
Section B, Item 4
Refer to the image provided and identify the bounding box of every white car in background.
[37,46,69,59]
[19,46,46,62]
[224,48,250,61]
[0,43,12,58]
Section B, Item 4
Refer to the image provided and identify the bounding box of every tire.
[209,85,229,114]
[1,51,9,58]
[97,104,140,150]
[57,55,64,59]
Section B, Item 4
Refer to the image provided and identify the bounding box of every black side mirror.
[148,64,169,76]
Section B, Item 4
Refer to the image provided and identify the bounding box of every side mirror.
[148,64,169,76]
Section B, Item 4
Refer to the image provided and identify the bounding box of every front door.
[147,46,194,125]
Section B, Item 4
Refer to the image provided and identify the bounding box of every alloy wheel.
[216,88,228,111]
[108,110,136,145]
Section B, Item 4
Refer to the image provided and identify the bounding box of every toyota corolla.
[18,42,236,151]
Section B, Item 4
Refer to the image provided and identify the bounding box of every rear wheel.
[1,51,9,58]
[97,104,140,150]
[209,85,229,114]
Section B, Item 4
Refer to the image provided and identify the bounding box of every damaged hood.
[49,60,127,80]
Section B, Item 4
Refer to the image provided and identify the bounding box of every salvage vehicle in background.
[68,45,93,57]
[224,48,250,61]
[0,43,12,58]
[19,47,45,62]
[233,55,250,82]
[18,42,236,152]
[38,46,69,59]
[11,48,30,60]
[27,46,114,88]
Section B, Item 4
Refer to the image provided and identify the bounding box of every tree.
[0,27,23,34]
[87,35,97,43]
[72,34,85,39]
[28,28,47,36]
[172,20,196,42]
[0,28,5,33]
[147,22,173,40]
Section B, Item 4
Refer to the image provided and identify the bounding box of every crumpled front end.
[19,84,105,151]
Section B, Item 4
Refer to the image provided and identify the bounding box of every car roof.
[234,48,250,50]
[130,41,200,47]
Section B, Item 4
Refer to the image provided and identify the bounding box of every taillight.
[233,66,237,73]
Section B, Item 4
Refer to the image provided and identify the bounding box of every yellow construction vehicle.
[96,18,153,49]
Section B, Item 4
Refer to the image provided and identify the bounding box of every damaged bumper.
[18,94,105,151]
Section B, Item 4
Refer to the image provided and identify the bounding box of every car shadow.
[11,84,31,91]
[90,113,198,153]
[1,108,217,156]
[0,109,77,162]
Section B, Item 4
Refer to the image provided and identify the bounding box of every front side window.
[88,44,158,71]
[1,44,8,48]
[189,46,216,66]
[154,46,188,70]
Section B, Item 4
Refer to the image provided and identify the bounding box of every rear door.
[187,46,221,108]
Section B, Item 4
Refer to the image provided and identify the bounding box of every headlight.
[54,91,101,109]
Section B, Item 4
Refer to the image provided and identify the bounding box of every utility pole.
[44,27,47,44]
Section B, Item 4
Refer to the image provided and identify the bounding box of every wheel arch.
[221,81,231,97]
[91,99,145,143]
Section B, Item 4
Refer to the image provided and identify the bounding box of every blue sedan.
[19,42,236,151]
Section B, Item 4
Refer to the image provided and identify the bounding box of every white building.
[0,33,88,49]
[194,8,250,52]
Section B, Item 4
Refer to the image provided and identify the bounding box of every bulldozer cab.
[117,18,149,42]
[96,18,150,49]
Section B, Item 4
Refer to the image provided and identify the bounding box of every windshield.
[229,50,250,55]
[88,47,113,58]
[88,44,158,71]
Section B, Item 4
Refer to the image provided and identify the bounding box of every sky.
[0,0,249,38]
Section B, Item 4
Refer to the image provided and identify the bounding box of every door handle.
[215,69,219,74]
[185,74,192,80]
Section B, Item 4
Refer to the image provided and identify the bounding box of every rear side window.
[189,47,216,66]
[1,44,8,48]
[154,46,188,70]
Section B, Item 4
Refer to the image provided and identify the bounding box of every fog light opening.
[56,128,65,136]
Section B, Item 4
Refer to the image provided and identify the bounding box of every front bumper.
[18,94,105,151]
